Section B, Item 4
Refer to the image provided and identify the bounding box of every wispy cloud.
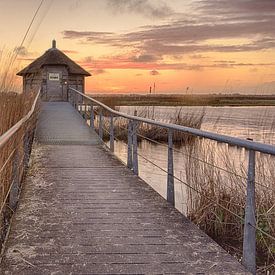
[91,69,107,75]
[14,46,33,57]
[62,0,275,73]
[62,49,79,54]
[106,0,173,18]
[150,69,160,75]
[78,54,275,72]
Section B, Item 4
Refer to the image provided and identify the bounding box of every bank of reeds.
[91,106,205,144]
[184,138,275,273]
[0,91,38,251]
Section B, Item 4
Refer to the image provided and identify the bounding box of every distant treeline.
[86,93,275,106]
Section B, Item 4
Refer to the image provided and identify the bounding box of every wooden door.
[46,71,63,101]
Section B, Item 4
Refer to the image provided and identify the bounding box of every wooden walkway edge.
[0,102,249,274]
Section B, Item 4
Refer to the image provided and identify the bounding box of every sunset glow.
[1,0,275,94]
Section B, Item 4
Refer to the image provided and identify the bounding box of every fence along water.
[69,87,275,275]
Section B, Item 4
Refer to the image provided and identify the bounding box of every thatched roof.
[17,41,91,76]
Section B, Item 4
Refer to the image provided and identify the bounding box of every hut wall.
[23,72,43,93]
[67,75,85,102]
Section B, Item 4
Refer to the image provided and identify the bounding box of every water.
[103,106,275,214]
[119,106,275,144]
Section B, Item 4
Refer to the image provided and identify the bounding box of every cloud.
[62,49,79,54]
[14,46,32,57]
[130,54,160,62]
[106,0,173,18]
[91,69,107,75]
[150,70,160,75]
[62,19,275,56]
[249,68,258,73]
[197,0,275,16]
[79,53,275,72]
[189,54,209,59]
[63,30,115,39]
[62,1,275,72]
[83,56,93,63]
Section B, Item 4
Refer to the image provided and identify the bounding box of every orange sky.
[1,0,275,94]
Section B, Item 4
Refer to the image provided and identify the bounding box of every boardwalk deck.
[1,102,249,274]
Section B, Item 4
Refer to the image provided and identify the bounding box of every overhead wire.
[11,0,46,66]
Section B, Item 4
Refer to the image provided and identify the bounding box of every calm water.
[104,106,275,213]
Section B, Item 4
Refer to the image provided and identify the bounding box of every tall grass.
[0,48,38,251]
[184,136,275,273]
[91,105,205,143]
[0,91,38,250]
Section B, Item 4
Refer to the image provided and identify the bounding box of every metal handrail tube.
[0,90,40,150]
[69,87,275,155]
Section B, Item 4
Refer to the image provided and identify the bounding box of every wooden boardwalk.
[1,102,249,274]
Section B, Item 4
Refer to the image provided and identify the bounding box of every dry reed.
[184,137,275,273]
[90,106,205,144]
[0,48,38,250]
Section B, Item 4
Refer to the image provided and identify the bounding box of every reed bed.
[0,91,38,250]
[184,138,275,273]
[90,106,205,144]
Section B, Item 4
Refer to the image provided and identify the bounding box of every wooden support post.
[90,102,94,129]
[76,94,79,112]
[127,120,133,169]
[167,129,175,206]
[83,101,87,119]
[99,107,103,139]
[242,148,256,275]
[22,130,32,178]
[9,150,20,211]
[132,121,139,175]
[81,96,84,117]
[110,114,114,152]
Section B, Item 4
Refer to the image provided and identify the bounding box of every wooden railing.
[69,87,275,274]
[0,90,40,247]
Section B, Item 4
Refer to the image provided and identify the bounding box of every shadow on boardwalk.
[0,102,249,274]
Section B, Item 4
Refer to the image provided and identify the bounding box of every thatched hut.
[17,40,91,101]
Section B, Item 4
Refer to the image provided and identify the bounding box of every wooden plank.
[0,103,249,274]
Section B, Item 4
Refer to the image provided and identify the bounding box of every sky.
[1,0,275,94]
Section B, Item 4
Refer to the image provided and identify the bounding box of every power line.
[11,0,45,67]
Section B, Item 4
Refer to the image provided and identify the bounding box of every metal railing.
[0,90,40,243]
[69,87,275,274]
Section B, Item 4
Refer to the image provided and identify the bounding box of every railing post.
[9,150,20,211]
[242,148,256,275]
[127,120,133,169]
[83,101,87,119]
[71,90,74,106]
[74,92,77,109]
[110,114,114,152]
[99,107,103,139]
[132,121,139,175]
[81,96,84,117]
[90,102,95,129]
[77,94,79,112]
[23,130,32,178]
[167,129,175,206]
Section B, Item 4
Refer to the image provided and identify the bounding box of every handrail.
[0,89,40,150]
[69,87,275,155]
